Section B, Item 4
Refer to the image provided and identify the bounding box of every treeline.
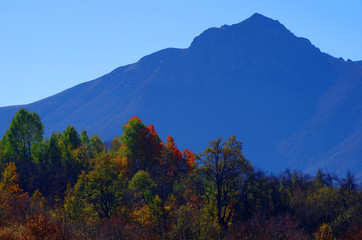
[0,108,361,239]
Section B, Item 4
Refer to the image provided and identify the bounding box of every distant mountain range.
[1,13,361,175]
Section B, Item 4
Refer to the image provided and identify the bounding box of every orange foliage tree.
[161,136,183,181]
[0,162,27,225]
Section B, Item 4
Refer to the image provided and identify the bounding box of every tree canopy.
[0,111,361,239]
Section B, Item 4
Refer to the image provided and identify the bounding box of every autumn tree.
[153,136,183,226]
[65,153,127,220]
[120,116,163,175]
[162,136,183,178]
[0,162,27,225]
[182,148,196,174]
[314,223,335,240]
[129,170,164,227]
[199,135,253,230]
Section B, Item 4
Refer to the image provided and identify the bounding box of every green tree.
[110,136,122,153]
[0,139,6,171]
[90,134,104,155]
[47,132,62,168]
[46,132,65,197]
[61,125,81,150]
[80,130,90,146]
[2,108,44,190]
[199,135,253,230]
[58,126,82,187]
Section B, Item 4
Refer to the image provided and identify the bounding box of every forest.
[0,108,361,239]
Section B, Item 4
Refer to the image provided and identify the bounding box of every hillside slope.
[1,13,361,174]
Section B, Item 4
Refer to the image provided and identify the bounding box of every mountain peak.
[189,13,304,52]
[216,13,279,31]
[235,13,288,33]
[248,12,272,21]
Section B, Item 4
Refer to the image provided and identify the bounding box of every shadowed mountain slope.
[1,13,361,174]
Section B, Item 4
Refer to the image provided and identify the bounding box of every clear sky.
[1,1,361,107]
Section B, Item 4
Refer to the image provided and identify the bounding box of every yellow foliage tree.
[314,223,335,240]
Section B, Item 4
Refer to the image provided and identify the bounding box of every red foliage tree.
[120,117,163,175]
[182,149,196,173]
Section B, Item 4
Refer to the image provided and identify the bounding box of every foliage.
[1,109,44,191]
[168,204,221,240]
[0,162,27,225]
[198,135,253,230]
[61,125,81,150]
[314,223,335,240]
[0,112,361,239]
[80,130,90,146]
[129,170,162,226]
[120,116,163,174]
[22,213,66,240]
[90,134,105,155]
[65,153,127,220]
[2,109,44,161]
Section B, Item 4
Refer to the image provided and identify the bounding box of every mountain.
[0,13,361,174]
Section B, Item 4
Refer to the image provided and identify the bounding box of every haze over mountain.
[1,13,361,174]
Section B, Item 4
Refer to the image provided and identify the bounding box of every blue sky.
[1,1,361,107]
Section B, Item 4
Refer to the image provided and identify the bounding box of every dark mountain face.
[0,13,361,174]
